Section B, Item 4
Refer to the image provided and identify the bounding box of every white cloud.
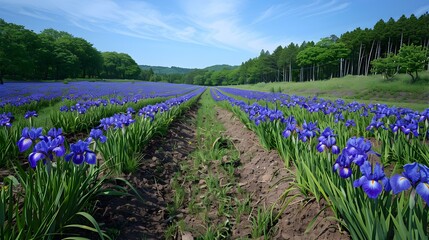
[0,0,283,53]
[415,4,429,16]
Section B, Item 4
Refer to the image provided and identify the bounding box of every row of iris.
[0,82,200,167]
[211,87,429,239]
[0,87,204,239]
[219,87,429,167]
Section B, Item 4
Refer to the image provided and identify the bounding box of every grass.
[165,90,247,239]
[232,72,429,111]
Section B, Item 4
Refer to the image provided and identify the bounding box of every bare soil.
[93,105,349,239]
[215,107,348,239]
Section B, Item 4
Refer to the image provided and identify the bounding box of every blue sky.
[1,0,428,68]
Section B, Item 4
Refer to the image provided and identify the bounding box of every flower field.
[212,87,429,239]
[1,80,429,239]
[0,81,204,239]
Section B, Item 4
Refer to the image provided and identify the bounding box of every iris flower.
[17,127,43,152]
[390,162,429,204]
[345,120,356,127]
[333,151,353,178]
[317,127,340,154]
[343,137,378,166]
[297,120,319,142]
[24,110,38,119]
[89,128,107,143]
[353,161,391,199]
[28,136,66,168]
[65,140,96,165]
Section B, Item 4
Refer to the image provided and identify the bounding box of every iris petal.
[339,167,352,178]
[85,152,96,164]
[29,152,45,168]
[416,183,429,205]
[390,174,412,194]
[52,146,66,157]
[18,138,33,152]
[353,176,366,187]
[362,180,383,199]
[73,154,84,165]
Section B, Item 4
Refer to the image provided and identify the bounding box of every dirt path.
[215,107,348,239]
[94,102,348,239]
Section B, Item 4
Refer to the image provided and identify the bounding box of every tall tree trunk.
[277,68,280,82]
[400,32,404,47]
[312,64,315,81]
[387,37,392,55]
[283,67,286,82]
[365,40,375,76]
[376,41,381,59]
[289,62,292,82]
[340,58,343,77]
[300,67,303,82]
[357,43,364,75]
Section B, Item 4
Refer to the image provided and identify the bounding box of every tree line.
[2,13,429,85]
[153,13,429,85]
[0,19,141,84]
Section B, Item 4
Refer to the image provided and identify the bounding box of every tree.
[370,53,397,80]
[396,44,428,82]
[101,52,140,79]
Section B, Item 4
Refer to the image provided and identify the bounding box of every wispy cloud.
[253,0,350,23]
[0,0,282,53]
[415,4,429,16]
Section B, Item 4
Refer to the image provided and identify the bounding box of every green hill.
[140,64,238,75]
[232,73,429,111]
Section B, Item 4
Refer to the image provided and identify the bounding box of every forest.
[1,13,429,85]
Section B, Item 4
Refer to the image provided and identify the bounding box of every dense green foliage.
[0,19,140,82]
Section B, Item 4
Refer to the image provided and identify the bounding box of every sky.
[1,0,428,69]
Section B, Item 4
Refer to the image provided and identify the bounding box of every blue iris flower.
[28,136,66,168]
[390,162,429,204]
[345,120,356,128]
[333,151,353,178]
[17,127,43,152]
[65,140,97,165]
[317,127,340,154]
[0,112,14,127]
[297,120,319,142]
[89,129,107,143]
[344,137,378,166]
[24,110,38,119]
[366,116,385,131]
[353,161,391,199]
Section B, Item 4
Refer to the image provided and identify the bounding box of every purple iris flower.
[0,112,13,127]
[17,127,43,152]
[60,106,69,112]
[24,110,38,119]
[343,137,378,166]
[65,140,96,165]
[353,161,391,199]
[127,107,135,114]
[297,120,319,142]
[419,109,429,122]
[366,116,385,131]
[48,128,64,140]
[345,120,356,128]
[390,162,429,204]
[317,127,340,154]
[333,151,353,178]
[89,128,107,143]
[28,136,66,168]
